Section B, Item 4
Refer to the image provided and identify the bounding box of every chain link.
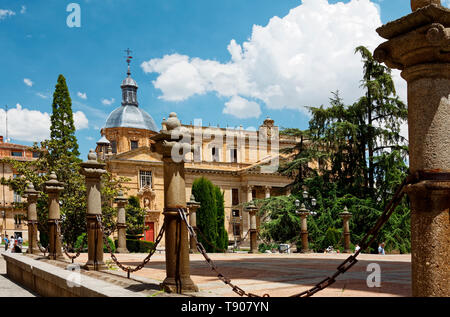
[178,208,269,297]
[96,214,166,276]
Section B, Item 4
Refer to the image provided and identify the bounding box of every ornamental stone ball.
[411,0,441,11]
[88,149,97,161]
[165,112,181,131]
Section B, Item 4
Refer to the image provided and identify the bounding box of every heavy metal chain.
[178,208,269,297]
[55,219,88,263]
[96,214,166,278]
[289,174,414,297]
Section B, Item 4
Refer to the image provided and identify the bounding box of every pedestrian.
[9,235,15,253]
[13,239,21,253]
[3,235,9,251]
[378,242,385,255]
[18,236,23,248]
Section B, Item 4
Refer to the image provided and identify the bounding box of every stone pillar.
[80,150,107,271]
[264,186,271,199]
[44,172,64,260]
[246,202,258,253]
[243,185,253,237]
[297,204,310,253]
[374,0,450,296]
[24,182,39,254]
[187,194,200,254]
[339,207,352,254]
[115,191,129,253]
[151,112,198,293]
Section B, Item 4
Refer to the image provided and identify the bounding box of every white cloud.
[142,0,406,118]
[444,1,450,8]
[0,104,89,142]
[20,6,26,14]
[73,111,89,130]
[36,92,49,99]
[77,92,87,100]
[23,78,33,87]
[223,95,261,119]
[0,104,50,142]
[101,98,115,106]
[0,9,15,20]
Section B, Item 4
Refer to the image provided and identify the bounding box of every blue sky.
[0,0,433,159]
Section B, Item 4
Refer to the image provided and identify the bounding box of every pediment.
[113,146,162,162]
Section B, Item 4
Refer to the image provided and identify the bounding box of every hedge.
[74,233,116,253]
[114,239,155,253]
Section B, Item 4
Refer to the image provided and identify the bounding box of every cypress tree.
[214,186,229,251]
[192,177,218,252]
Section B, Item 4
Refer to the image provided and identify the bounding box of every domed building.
[96,60,298,245]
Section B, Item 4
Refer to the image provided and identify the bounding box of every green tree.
[214,186,228,251]
[192,177,227,252]
[125,196,146,237]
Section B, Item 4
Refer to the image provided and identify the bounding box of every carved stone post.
[115,191,129,253]
[246,202,258,254]
[297,204,310,253]
[44,172,64,260]
[150,112,198,293]
[375,0,450,296]
[187,194,200,254]
[24,182,39,254]
[339,206,352,254]
[80,150,107,271]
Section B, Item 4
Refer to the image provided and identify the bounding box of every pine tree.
[49,74,80,161]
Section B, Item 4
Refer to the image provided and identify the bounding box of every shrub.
[74,233,116,253]
[119,239,155,253]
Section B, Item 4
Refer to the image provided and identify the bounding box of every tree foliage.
[192,177,228,252]
[261,46,410,253]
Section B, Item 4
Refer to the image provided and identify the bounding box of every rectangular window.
[13,192,21,203]
[230,148,238,163]
[232,209,240,217]
[131,140,139,150]
[32,152,40,158]
[232,189,239,206]
[140,170,152,188]
[211,146,220,162]
[11,151,23,157]
[252,189,257,200]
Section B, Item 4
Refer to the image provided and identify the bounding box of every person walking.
[9,235,15,253]
[378,242,385,255]
[3,235,9,251]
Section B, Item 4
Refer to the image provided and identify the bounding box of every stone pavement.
[72,252,411,297]
[0,252,37,297]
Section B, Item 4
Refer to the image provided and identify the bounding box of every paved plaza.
[0,254,36,297]
[70,252,411,297]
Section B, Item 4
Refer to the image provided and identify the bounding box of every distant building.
[95,62,298,244]
[0,136,40,242]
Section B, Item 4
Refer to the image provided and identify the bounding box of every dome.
[105,105,158,131]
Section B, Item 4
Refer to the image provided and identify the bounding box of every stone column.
[187,194,200,254]
[115,191,129,253]
[264,186,271,199]
[339,207,352,254]
[80,150,107,271]
[24,182,39,254]
[151,112,198,293]
[243,185,253,237]
[246,202,258,254]
[297,204,310,253]
[44,172,64,260]
[374,0,450,296]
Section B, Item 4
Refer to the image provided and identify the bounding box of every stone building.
[95,63,297,243]
[0,136,40,242]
